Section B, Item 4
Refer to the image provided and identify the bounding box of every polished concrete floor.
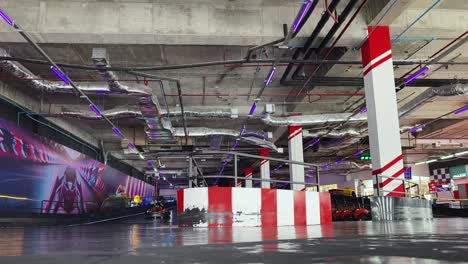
[0,216,467,263]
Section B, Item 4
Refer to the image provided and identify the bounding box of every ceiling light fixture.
[404,66,429,85]
[249,102,257,116]
[454,106,468,115]
[128,143,135,150]
[353,150,363,157]
[112,127,123,137]
[360,107,367,114]
[441,154,455,160]
[310,139,320,147]
[425,159,437,164]
[292,0,313,33]
[50,66,70,85]
[139,153,145,160]
[264,67,276,86]
[89,104,101,117]
[414,161,426,166]
[455,151,468,156]
[409,125,425,133]
[0,9,13,26]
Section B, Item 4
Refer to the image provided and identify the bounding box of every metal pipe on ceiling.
[290,0,359,81]
[280,0,341,84]
[126,71,189,145]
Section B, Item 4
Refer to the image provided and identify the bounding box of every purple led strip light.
[128,143,135,150]
[310,138,320,147]
[112,127,123,137]
[89,104,101,117]
[409,125,425,133]
[404,66,429,85]
[249,103,257,116]
[0,9,14,26]
[50,66,70,85]
[264,67,276,86]
[454,106,468,115]
[360,107,367,114]
[292,0,313,33]
[353,150,363,157]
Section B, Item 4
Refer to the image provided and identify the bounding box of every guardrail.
[188,151,320,190]
[377,175,421,198]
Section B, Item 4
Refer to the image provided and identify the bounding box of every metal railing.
[376,175,421,198]
[187,151,320,190]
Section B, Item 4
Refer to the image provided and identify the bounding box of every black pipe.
[291,0,359,80]
[280,0,341,84]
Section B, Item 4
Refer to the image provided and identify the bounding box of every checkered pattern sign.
[430,168,452,183]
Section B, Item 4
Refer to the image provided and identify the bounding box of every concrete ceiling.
[0,0,467,187]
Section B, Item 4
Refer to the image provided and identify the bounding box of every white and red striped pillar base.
[259,148,270,189]
[245,167,253,188]
[288,125,305,190]
[361,26,404,197]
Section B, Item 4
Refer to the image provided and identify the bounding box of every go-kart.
[145,205,170,219]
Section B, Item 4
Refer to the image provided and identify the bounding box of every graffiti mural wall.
[0,118,154,214]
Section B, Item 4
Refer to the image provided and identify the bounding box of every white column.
[288,125,305,190]
[361,26,404,197]
[259,148,270,189]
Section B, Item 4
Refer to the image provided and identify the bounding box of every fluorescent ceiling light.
[441,154,454,160]
[50,66,70,85]
[248,102,257,116]
[292,0,313,32]
[455,151,468,156]
[425,159,437,164]
[0,9,14,26]
[414,161,426,166]
[454,106,468,115]
[89,104,101,117]
[138,153,145,160]
[404,66,429,85]
[264,67,276,86]
[112,127,123,137]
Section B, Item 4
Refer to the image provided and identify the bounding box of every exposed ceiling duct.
[0,48,150,96]
[399,83,468,118]
[170,127,278,152]
[261,113,367,126]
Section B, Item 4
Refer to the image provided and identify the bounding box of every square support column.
[361,26,404,197]
[259,148,270,189]
[288,125,305,190]
[244,167,253,188]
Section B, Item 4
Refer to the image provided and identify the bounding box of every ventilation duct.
[170,127,278,152]
[399,83,468,118]
[0,48,150,96]
[262,113,367,126]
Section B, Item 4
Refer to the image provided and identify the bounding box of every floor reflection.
[0,218,467,263]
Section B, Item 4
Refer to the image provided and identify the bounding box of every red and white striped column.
[259,148,270,189]
[245,167,253,188]
[361,26,404,197]
[288,125,305,190]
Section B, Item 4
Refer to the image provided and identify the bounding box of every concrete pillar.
[361,26,404,197]
[288,125,305,190]
[244,167,253,188]
[259,148,270,189]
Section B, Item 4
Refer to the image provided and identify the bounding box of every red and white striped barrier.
[177,187,332,227]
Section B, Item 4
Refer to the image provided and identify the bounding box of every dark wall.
[0,95,144,180]
[429,158,467,171]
